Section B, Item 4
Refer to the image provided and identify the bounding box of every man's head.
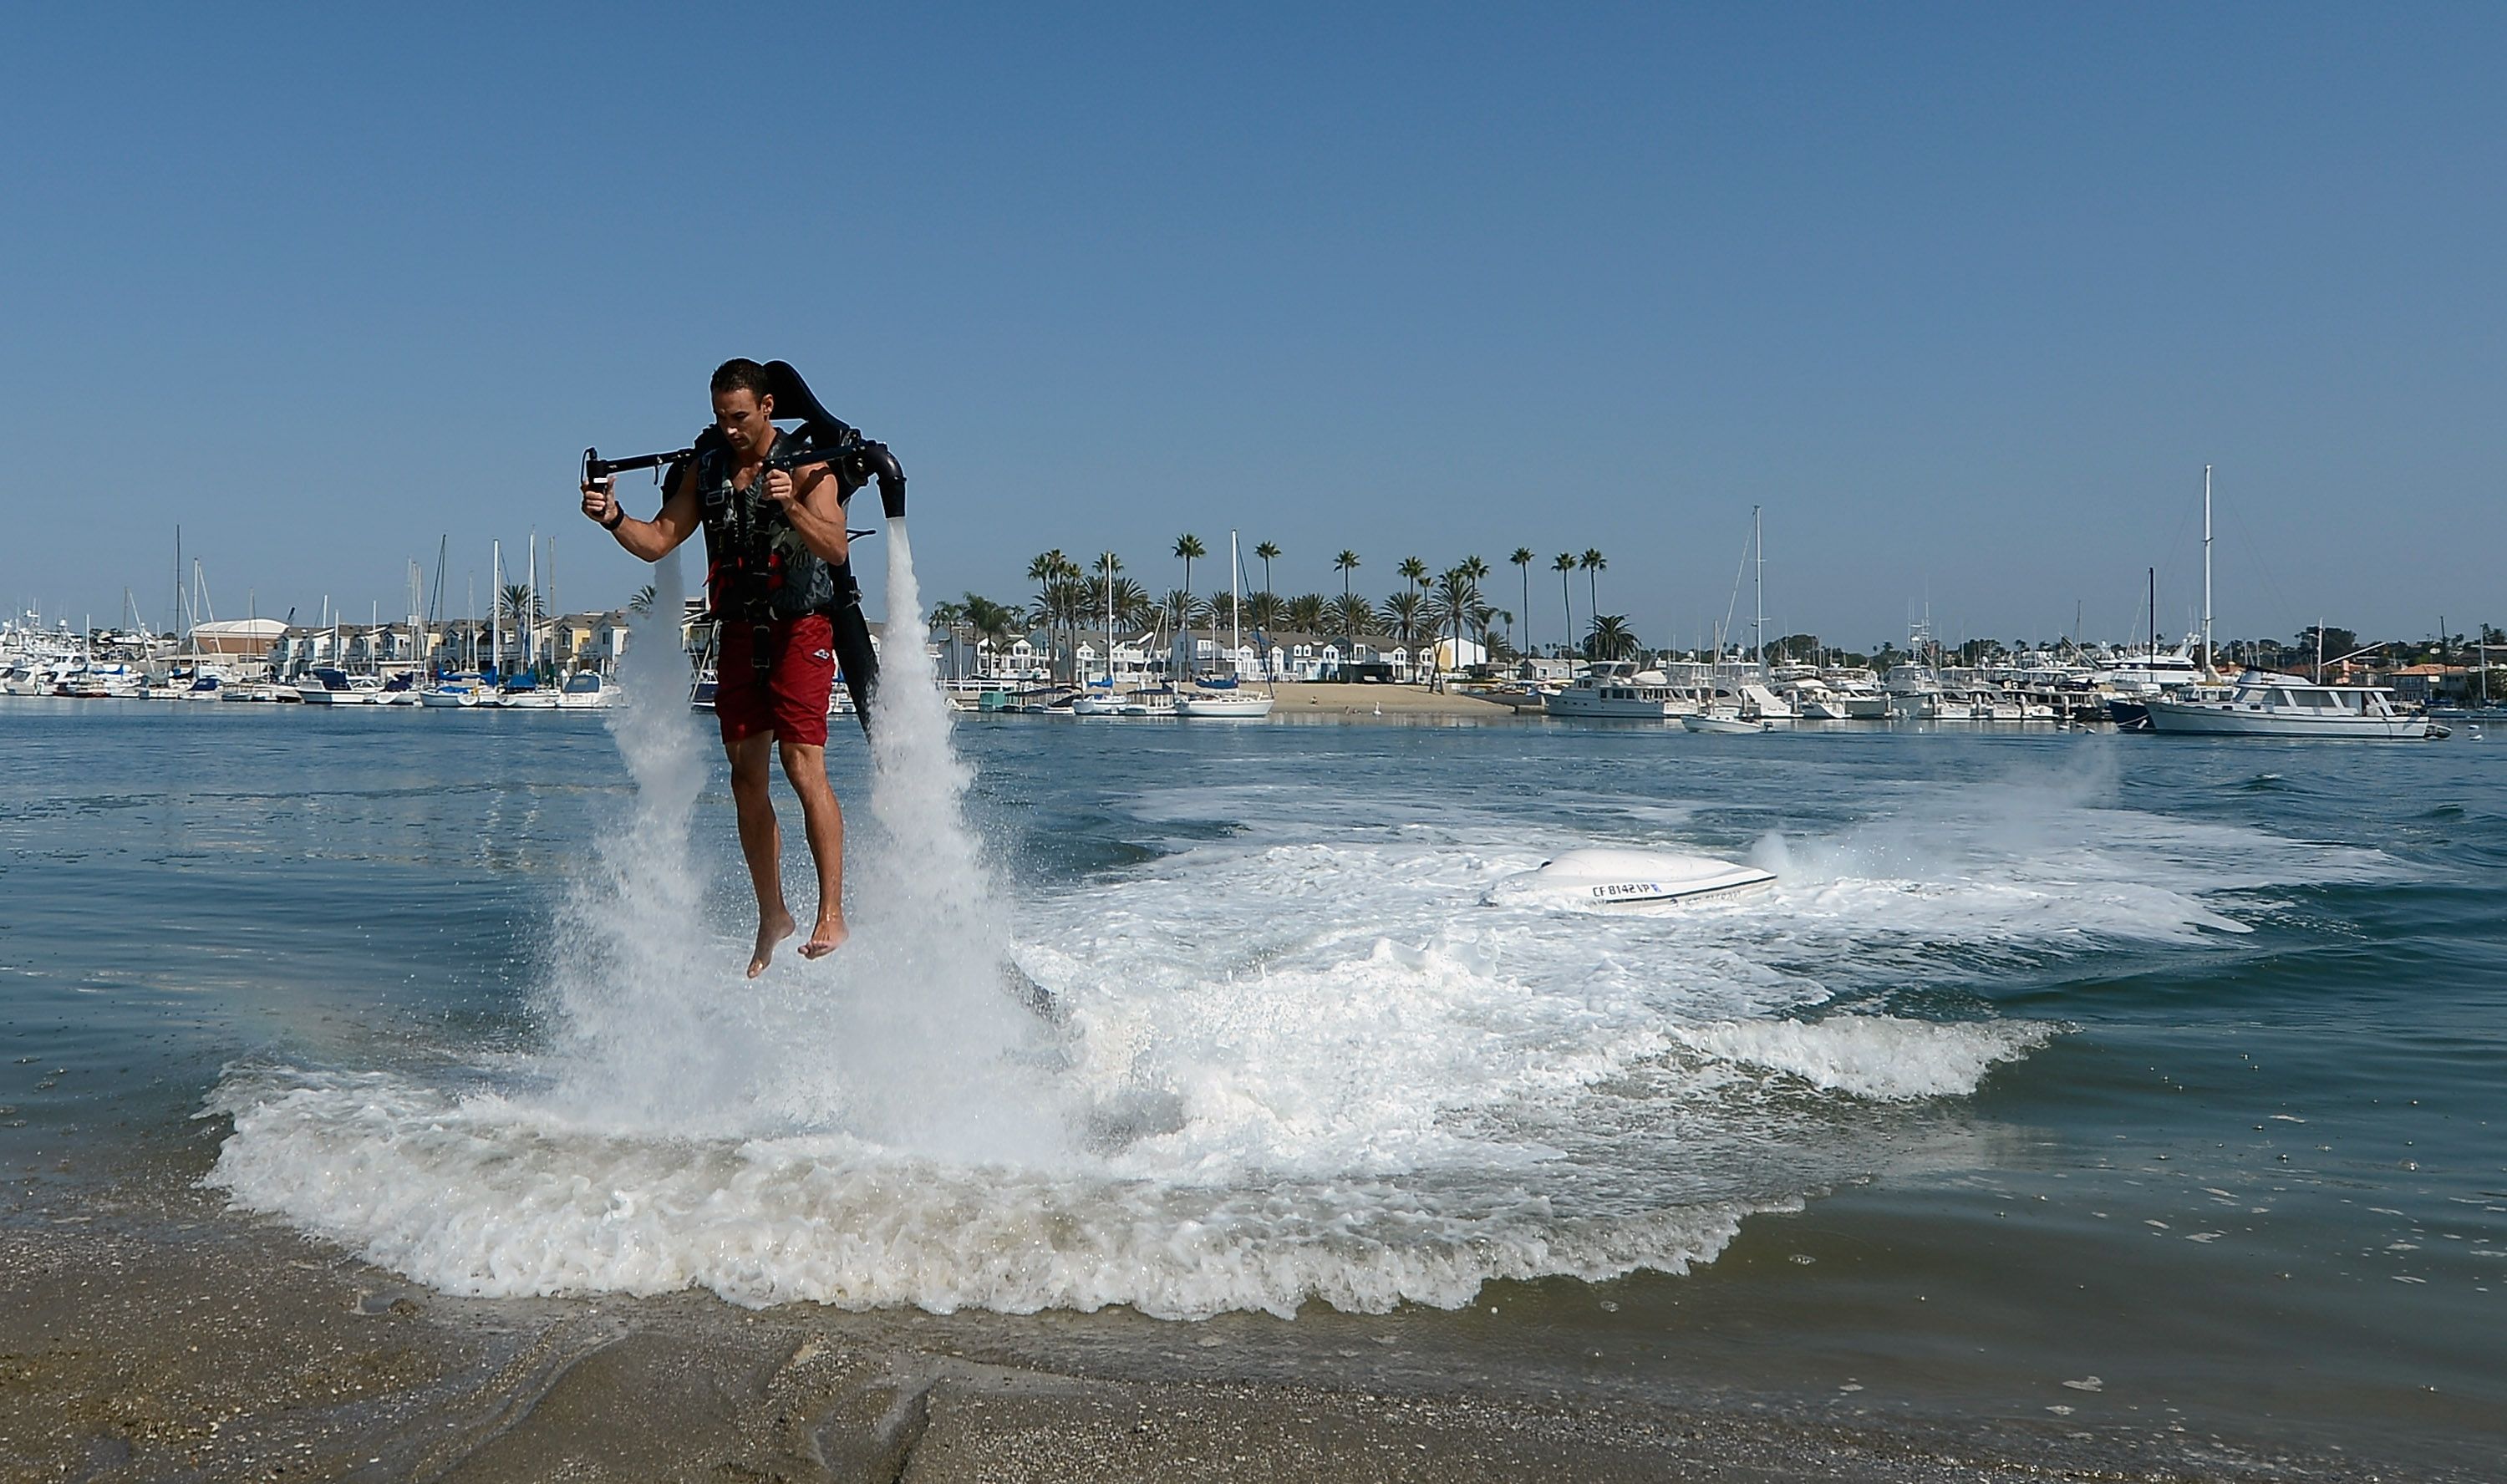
[710,358,776,456]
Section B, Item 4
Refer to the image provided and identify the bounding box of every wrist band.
[603,506,626,531]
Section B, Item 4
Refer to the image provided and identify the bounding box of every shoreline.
[2,1179,2474,1483]
[1262,680,1524,721]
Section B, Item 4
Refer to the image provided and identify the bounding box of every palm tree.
[1397,556,1427,597]
[1489,608,1516,658]
[1579,548,1606,625]
[1109,577,1154,633]
[928,598,968,677]
[1160,588,1208,633]
[963,592,1020,663]
[627,582,657,616]
[1550,554,1575,657]
[1027,549,1082,680]
[1430,567,1475,671]
[1333,550,1361,663]
[1382,589,1428,645]
[1286,592,1327,633]
[1587,613,1636,661]
[1509,548,1534,653]
[1245,590,1285,631]
[1325,592,1376,642]
[1172,533,1206,607]
[1254,541,1281,602]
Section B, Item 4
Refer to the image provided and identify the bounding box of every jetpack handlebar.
[579,360,907,522]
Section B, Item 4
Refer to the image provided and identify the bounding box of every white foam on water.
[206,674,2409,1319]
[1671,1016,2057,1101]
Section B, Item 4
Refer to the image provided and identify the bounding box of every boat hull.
[2145,701,2435,739]
[1487,848,1776,911]
[1176,695,1274,718]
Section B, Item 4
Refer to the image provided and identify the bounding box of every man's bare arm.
[765,464,850,566]
[583,463,703,562]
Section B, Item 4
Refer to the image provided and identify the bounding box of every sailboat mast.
[2201,465,2214,674]
[1230,531,1242,663]
[491,540,503,674]
[1752,505,1764,678]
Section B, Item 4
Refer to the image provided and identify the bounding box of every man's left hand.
[764,469,799,508]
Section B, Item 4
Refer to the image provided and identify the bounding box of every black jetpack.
[583,362,903,729]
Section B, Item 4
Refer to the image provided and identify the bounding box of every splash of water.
[530,525,1066,1163]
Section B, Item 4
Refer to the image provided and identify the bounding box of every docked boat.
[1174,532,1277,719]
[1882,661,1942,719]
[1546,664,1697,720]
[418,677,483,708]
[559,672,622,709]
[295,667,381,704]
[1486,848,1777,910]
[1176,682,1274,718]
[2146,673,2447,739]
[494,677,560,709]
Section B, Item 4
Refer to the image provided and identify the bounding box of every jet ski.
[1485,848,1775,910]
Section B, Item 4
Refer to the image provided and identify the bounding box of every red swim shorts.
[714,613,837,747]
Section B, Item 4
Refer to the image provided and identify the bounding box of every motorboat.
[1545,663,1698,720]
[1486,848,1776,910]
[1882,662,1941,719]
[2146,672,2447,739]
[1682,711,1771,734]
[295,667,381,704]
[559,672,622,709]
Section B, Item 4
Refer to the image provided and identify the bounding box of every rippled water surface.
[3,699,2499,1469]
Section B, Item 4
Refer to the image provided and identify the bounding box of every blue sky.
[3,4,2499,651]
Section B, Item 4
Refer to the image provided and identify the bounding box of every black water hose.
[857,441,906,521]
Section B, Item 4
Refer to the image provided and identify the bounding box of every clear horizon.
[3,6,2499,650]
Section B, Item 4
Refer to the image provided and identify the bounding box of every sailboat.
[1177,531,1275,717]
[1684,507,1775,733]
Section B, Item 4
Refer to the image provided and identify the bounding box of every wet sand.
[2,1185,2413,1484]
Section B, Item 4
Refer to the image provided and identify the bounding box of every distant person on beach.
[581,359,852,974]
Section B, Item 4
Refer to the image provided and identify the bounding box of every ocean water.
[2,694,2500,1470]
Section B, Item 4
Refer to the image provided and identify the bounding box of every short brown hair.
[710,358,771,402]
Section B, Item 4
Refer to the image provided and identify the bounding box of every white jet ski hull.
[1487,847,1776,910]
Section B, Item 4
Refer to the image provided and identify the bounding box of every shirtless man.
[582,359,851,974]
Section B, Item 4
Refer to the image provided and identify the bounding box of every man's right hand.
[581,478,618,528]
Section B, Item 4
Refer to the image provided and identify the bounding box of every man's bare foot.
[748,910,797,978]
[799,913,849,960]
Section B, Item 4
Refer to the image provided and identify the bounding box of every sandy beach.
[0,1187,2382,1484]
[1258,681,1525,721]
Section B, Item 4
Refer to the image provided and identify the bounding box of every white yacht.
[1882,661,1941,719]
[1546,663,1698,720]
[558,673,622,709]
[2147,673,2445,739]
[2092,644,2203,698]
[295,667,381,704]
